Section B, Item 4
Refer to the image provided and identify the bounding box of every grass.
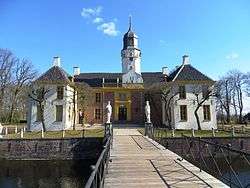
[3,128,104,139]
[138,128,250,138]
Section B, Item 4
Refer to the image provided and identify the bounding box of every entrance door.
[118,105,127,121]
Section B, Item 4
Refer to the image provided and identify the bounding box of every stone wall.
[0,138,103,160]
[131,91,144,124]
[157,137,250,155]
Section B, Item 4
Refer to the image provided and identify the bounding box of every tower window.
[129,57,133,61]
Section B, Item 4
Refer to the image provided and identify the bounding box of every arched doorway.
[118,105,127,121]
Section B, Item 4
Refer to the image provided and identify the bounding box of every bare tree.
[191,85,215,130]
[160,86,179,128]
[65,82,93,130]
[28,86,50,131]
[8,59,37,122]
[145,82,179,128]
[215,79,232,123]
[227,70,249,123]
[0,49,16,118]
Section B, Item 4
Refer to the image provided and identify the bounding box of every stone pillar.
[41,128,44,138]
[172,128,175,137]
[191,128,195,137]
[212,128,215,137]
[20,129,24,138]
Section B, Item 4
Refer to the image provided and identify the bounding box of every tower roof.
[123,16,137,38]
[122,16,138,50]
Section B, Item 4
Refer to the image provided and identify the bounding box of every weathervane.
[129,14,132,30]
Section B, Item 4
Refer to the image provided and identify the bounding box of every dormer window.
[57,86,64,100]
[179,86,186,99]
[202,85,209,98]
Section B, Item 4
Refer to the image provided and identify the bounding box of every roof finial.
[129,14,132,31]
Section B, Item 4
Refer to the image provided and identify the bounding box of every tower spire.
[128,15,132,31]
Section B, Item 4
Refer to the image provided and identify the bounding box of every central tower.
[121,17,141,75]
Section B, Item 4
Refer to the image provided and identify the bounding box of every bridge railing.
[144,126,250,188]
[85,123,113,188]
[180,136,250,188]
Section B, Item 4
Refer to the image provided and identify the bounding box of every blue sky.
[1,0,250,80]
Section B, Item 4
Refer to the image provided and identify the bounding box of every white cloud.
[226,52,239,60]
[97,22,119,36]
[81,6,102,18]
[81,6,119,37]
[93,17,104,24]
[159,40,167,46]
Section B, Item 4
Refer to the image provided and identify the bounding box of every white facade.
[162,84,217,130]
[28,85,76,131]
[121,47,141,75]
[122,69,143,84]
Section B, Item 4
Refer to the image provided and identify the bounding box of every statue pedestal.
[145,122,153,137]
[105,123,113,137]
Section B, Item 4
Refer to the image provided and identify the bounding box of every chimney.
[73,67,80,76]
[53,56,61,67]
[182,55,190,65]
[162,66,168,75]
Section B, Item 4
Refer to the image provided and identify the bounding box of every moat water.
[0,160,95,188]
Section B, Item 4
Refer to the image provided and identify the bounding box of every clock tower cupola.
[121,16,141,74]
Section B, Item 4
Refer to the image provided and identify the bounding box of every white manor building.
[27,19,217,131]
[27,57,76,131]
[161,55,217,130]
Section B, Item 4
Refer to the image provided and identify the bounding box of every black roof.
[35,66,72,84]
[74,72,164,87]
[168,64,213,82]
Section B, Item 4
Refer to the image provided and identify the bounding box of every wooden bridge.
[104,128,228,188]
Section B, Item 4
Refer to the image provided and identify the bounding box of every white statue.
[0,123,3,138]
[145,101,151,123]
[106,101,112,123]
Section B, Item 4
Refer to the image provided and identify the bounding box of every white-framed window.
[179,86,186,99]
[180,105,187,121]
[57,86,64,100]
[203,105,211,121]
[56,105,63,122]
[95,109,101,120]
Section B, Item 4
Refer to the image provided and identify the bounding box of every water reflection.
[0,160,95,188]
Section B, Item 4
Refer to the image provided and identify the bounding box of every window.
[95,109,101,120]
[203,105,211,121]
[95,93,101,103]
[180,105,187,121]
[202,85,209,98]
[129,57,133,61]
[56,105,63,122]
[179,86,186,99]
[57,86,64,100]
[36,105,43,122]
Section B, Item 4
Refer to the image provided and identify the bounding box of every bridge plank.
[104,128,228,188]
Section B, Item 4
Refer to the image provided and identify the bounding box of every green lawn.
[138,128,250,138]
[3,129,104,139]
